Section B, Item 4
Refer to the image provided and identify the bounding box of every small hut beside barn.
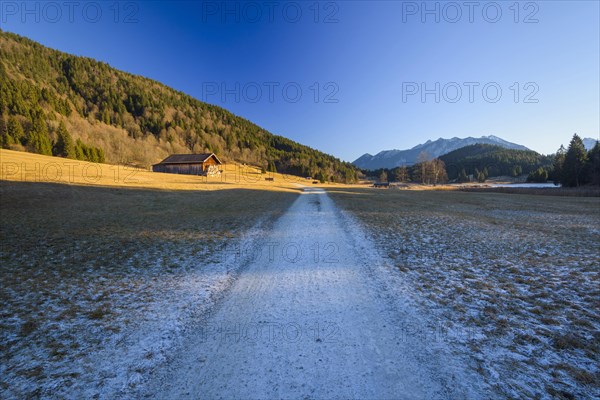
[152,153,222,176]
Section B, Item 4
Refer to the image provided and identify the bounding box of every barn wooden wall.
[152,164,205,175]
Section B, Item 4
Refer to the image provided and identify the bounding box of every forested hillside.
[0,30,357,182]
[439,144,552,180]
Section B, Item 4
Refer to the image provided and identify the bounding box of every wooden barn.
[152,153,222,176]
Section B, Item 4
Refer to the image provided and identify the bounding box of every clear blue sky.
[2,1,598,161]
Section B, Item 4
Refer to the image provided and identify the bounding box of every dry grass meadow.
[329,188,600,399]
[0,149,300,397]
[0,149,310,192]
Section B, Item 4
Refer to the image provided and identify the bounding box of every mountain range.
[353,135,530,170]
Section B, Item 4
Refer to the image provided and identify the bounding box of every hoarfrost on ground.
[330,190,600,399]
[0,221,274,399]
[0,182,295,399]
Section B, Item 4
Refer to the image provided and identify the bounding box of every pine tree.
[96,147,106,163]
[82,144,94,162]
[585,141,600,186]
[477,170,486,182]
[101,108,111,125]
[91,148,99,162]
[74,139,85,160]
[561,134,588,187]
[511,165,522,177]
[28,112,53,155]
[7,116,25,145]
[53,121,75,158]
[0,113,13,148]
[458,168,468,183]
[315,171,326,183]
[552,145,566,185]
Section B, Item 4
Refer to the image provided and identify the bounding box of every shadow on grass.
[0,180,300,275]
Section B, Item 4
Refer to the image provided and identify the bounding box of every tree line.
[0,113,105,163]
[365,135,599,188]
[369,157,450,185]
[551,134,599,187]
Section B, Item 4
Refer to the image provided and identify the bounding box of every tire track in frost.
[148,188,486,399]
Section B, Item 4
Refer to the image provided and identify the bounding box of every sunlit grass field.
[0,149,308,192]
[329,188,600,398]
[0,149,300,397]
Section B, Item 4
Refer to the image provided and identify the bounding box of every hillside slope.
[354,135,529,170]
[0,30,357,182]
[439,144,552,179]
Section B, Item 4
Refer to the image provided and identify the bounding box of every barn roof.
[154,153,222,165]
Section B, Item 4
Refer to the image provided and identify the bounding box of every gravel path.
[148,188,485,399]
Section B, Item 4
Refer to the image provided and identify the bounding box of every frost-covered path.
[149,188,483,399]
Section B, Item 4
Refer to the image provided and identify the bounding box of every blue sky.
[2,1,599,161]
